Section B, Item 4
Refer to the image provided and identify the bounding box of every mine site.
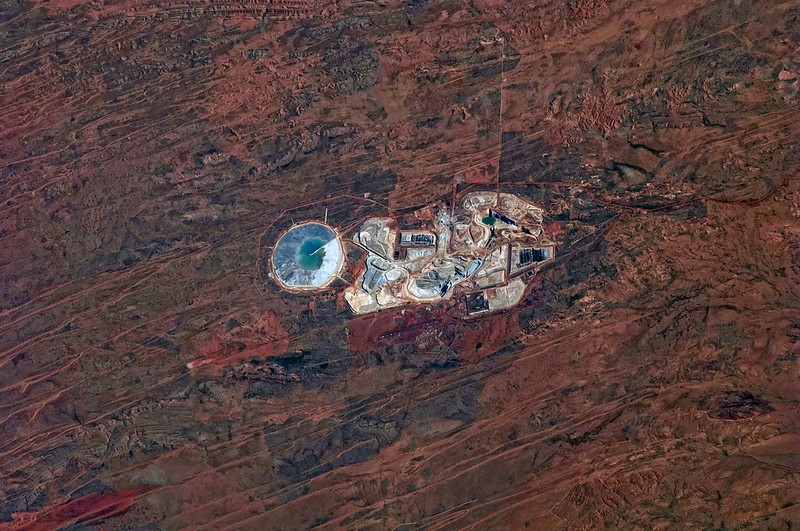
[1,0,799,529]
[270,191,556,317]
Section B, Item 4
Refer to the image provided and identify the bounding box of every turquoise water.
[297,238,326,269]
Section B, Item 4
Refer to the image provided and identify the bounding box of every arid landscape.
[1,0,799,528]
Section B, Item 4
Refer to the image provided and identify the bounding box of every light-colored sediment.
[343,192,556,316]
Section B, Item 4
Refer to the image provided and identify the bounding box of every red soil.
[4,488,146,531]
[453,310,520,362]
[187,311,290,371]
[455,156,500,185]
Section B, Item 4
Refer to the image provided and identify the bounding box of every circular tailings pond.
[271,222,344,290]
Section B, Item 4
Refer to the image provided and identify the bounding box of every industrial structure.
[268,192,555,316]
[343,192,554,316]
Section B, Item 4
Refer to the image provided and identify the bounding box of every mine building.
[404,247,434,260]
[534,246,554,264]
[399,231,436,247]
[520,248,547,265]
[509,245,555,277]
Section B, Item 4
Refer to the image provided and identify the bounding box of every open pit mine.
[269,191,555,317]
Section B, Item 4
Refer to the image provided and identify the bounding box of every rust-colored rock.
[1,0,799,529]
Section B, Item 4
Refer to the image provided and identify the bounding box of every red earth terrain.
[1,0,799,529]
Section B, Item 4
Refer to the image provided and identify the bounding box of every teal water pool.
[297,238,326,270]
[271,222,344,289]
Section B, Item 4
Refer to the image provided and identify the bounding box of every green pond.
[482,216,496,226]
[297,238,326,269]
